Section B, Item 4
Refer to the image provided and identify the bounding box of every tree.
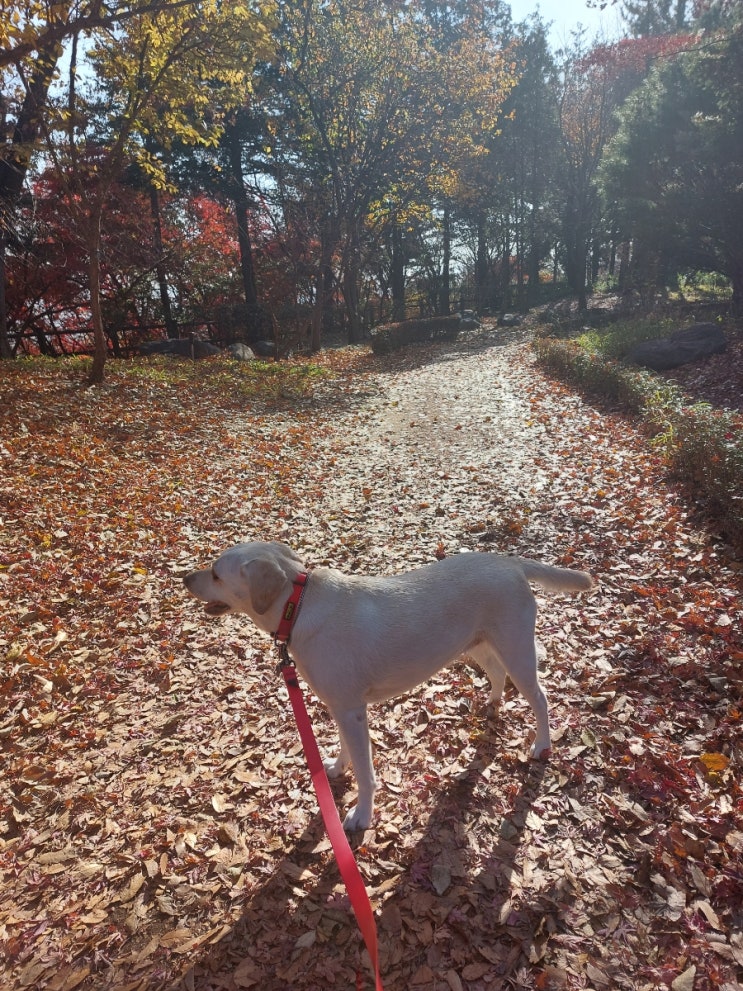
[272,0,514,343]
[466,15,562,311]
[556,33,619,310]
[5,164,179,355]
[600,21,743,313]
[0,0,229,359]
[621,0,690,36]
[41,0,274,382]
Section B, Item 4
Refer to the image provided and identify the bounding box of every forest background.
[1,0,742,384]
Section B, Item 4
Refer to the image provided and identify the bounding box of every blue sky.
[508,0,624,45]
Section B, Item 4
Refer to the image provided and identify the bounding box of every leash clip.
[275,640,293,673]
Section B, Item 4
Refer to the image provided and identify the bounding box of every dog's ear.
[269,541,305,567]
[242,557,288,615]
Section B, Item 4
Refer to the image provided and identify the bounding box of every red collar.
[273,572,309,645]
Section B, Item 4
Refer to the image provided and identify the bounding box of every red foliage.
[579,32,696,80]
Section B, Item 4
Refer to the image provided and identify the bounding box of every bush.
[533,336,743,548]
[370,315,461,354]
[573,316,677,359]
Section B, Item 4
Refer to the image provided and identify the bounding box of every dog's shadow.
[365,729,549,982]
[161,717,548,990]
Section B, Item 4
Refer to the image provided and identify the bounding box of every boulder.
[458,311,481,330]
[138,339,220,359]
[627,322,727,371]
[498,313,522,327]
[227,343,256,361]
[250,340,278,358]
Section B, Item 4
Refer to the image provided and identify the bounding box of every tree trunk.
[475,217,488,312]
[618,241,631,290]
[150,185,178,338]
[731,263,743,319]
[527,206,541,307]
[343,262,362,343]
[0,231,11,358]
[310,221,334,352]
[565,217,588,311]
[86,209,107,386]
[391,219,405,322]
[342,224,363,343]
[441,206,451,316]
[226,123,259,313]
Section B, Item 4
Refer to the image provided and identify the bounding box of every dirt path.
[264,326,743,991]
[2,330,741,991]
[297,327,564,574]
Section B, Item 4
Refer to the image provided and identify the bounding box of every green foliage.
[667,403,743,532]
[370,315,461,354]
[599,23,743,312]
[676,270,732,300]
[574,316,677,359]
[533,335,743,546]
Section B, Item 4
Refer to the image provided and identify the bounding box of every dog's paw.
[323,756,346,779]
[529,743,552,760]
[342,806,372,832]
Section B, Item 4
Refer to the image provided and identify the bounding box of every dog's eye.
[211,569,222,583]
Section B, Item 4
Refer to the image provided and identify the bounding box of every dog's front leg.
[323,735,350,779]
[331,705,376,831]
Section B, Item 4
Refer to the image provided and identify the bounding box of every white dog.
[184,541,593,830]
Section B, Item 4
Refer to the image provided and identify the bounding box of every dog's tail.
[519,558,594,594]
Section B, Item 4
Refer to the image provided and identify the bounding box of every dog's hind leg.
[468,643,507,708]
[329,705,376,831]
[483,628,551,759]
[509,667,551,759]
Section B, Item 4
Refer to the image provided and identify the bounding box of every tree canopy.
[601,18,743,311]
[1,0,741,370]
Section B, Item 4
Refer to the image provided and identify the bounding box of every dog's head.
[183,541,304,622]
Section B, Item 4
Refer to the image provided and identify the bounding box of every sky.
[507,0,624,46]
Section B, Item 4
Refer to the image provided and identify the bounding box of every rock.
[250,340,278,358]
[498,313,522,327]
[458,311,481,330]
[627,322,727,371]
[548,300,574,319]
[227,343,256,361]
[138,339,220,359]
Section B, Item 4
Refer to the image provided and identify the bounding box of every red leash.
[274,575,384,991]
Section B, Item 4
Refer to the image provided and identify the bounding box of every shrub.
[533,336,743,548]
[370,315,461,354]
[574,317,677,359]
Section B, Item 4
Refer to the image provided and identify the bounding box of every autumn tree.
[555,34,621,310]
[0,0,229,360]
[5,163,183,355]
[412,0,512,317]
[42,1,274,383]
[272,0,514,344]
[168,87,281,344]
[460,14,561,311]
[0,0,72,359]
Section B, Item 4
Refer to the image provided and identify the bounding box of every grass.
[1,353,329,403]
[533,319,743,550]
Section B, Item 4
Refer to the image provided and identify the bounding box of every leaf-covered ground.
[1,327,741,991]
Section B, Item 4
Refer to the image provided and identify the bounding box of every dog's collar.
[273,572,310,646]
